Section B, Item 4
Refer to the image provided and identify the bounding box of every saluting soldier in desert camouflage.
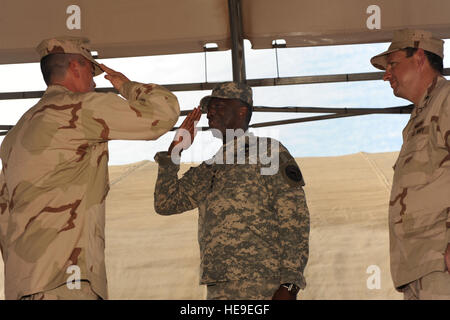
[371,29,450,299]
[0,36,180,300]
[153,82,310,300]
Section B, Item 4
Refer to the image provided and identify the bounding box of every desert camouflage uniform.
[389,75,450,291]
[0,81,179,300]
[154,133,310,299]
[20,280,99,300]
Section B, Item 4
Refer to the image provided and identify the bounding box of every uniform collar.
[411,75,446,118]
[43,84,72,97]
[210,131,255,163]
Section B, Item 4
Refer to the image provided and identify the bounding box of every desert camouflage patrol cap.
[36,36,103,76]
[200,82,253,112]
[371,29,444,70]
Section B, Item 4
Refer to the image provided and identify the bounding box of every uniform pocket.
[399,135,428,158]
[394,136,430,187]
[402,208,447,240]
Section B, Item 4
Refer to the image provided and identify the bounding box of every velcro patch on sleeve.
[281,160,305,187]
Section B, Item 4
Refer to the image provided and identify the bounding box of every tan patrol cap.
[370,29,444,70]
[36,36,103,76]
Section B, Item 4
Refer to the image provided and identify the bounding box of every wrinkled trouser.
[20,280,100,300]
[206,279,282,300]
[403,271,450,300]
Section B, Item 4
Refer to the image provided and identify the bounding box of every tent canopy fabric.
[1,0,450,64]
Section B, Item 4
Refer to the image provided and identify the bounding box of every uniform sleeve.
[0,169,9,258]
[438,92,450,242]
[153,151,209,215]
[81,81,180,141]
[261,141,310,290]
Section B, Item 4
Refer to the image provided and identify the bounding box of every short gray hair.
[40,53,86,85]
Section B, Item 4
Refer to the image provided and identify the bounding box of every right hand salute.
[100,64,130,91]
[168,106,202,156]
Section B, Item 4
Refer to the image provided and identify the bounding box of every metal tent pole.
[228,0,246,83]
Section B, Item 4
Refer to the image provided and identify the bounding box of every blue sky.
[1,39,449,164]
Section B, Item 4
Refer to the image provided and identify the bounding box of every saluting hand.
[272,286,297,300]
[168,106,202,157]
[100,64,130,92]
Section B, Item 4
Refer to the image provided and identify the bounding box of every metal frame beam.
[0,66,429,134]
[0,125,13,136]
[228,0,246,83]
[172,104,414,130]
[2,68,448,101]
[1,104,414,135]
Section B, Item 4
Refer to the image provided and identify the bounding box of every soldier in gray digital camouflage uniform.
[153,82,310,300]
[371,29,450,299]
[0,36,180,299]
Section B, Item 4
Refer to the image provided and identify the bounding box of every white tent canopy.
[1,0,450,64]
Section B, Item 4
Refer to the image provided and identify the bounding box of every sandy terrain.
[0,151,403,300]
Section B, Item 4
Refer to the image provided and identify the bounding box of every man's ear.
[238,105,248,118]
[68,59,80,78]
[414,48,427,68]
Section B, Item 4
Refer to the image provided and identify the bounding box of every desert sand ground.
[0,151,403,300]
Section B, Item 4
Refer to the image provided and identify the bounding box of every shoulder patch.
[281,160,305,187]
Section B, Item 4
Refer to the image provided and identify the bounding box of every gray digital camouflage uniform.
[389,75,450,290]
[154,132,310,299]
[0,80,180,300]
